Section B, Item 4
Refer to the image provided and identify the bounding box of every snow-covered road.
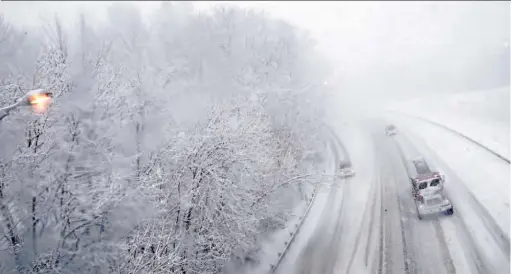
[272,115,510,274]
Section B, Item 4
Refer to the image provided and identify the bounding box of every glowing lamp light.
[28,92,52,113]
[0,89,54,122]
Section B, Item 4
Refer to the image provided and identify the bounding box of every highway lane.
[391,114,510,241]
[274,117,509,274]
[391,118,510,274]
[370,117,508,274]
[275,122,377,274]
[371,121,458,274]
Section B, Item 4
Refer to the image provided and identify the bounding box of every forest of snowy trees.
[0,2,332,273]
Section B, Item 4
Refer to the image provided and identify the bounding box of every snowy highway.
[274,117,510,274]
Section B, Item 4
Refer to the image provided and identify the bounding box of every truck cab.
[412,175,444,199]
[405,156,453,219]
[408,157,445,194]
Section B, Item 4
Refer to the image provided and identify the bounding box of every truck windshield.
[430,179,440,187]
[418,182,428,190]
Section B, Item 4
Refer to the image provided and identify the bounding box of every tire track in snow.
[291,125,347,274]
[271,126,340,274]
[395,125,495,274]
[449,215,488,274]
[319,123,373,273]
[396,190,416,274]
[321,124,350,273]
[364,166,381,268]
[451,179,510,257]
[294,182,343,274]
[324,177,351,273]
[386,131,420,274]
[380,162,411,274]
[385,126,456,274]
[326,124,381,274]
[344,164,377,273]
[303,123,377,274]
[371,129,415,274]
[399,126,510,265]
[397,115,510,255]
[432,220,456,274]
[378,172,385,274]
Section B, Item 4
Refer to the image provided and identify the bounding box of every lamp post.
[0,89,53,122]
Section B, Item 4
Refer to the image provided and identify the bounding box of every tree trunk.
[0,184,22,272]
[32,196,37,257]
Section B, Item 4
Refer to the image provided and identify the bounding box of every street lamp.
[0,89,53,122]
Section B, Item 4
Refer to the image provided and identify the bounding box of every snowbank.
[387,87,510,159]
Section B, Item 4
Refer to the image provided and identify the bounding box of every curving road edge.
[269,124,345,273]
[387,110,510,164]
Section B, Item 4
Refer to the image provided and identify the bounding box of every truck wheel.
[417,214,422,220]
[445,208,454,216]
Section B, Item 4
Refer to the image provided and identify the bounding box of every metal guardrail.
[388,111,510,164]
[270,125,344,273]
[269,185,319,273]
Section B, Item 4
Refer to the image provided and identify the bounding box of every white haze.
[0,1,508,273]
[3,1,509,100]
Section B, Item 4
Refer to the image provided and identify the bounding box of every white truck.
[405,157,454,219]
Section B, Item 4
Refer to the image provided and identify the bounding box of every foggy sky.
[1,1,509,99]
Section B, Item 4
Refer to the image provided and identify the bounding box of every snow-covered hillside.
[388,87,510,159]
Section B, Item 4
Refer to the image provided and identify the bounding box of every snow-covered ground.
[387,87,510,159]
[242,88,510,274]
[274,119,380,274]
[328,121,381,274]
[238,137,337,274]
[384,87,510,239]
[380,88,510,273]
[389,114,510,239]
[385,117,510,273]
[272,141,340,274]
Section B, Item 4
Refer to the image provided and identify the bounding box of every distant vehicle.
[404,156,453,219]
[385,124,398,136]
[338,160,356,178]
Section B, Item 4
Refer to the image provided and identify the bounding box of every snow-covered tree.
[0,3,333,273]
